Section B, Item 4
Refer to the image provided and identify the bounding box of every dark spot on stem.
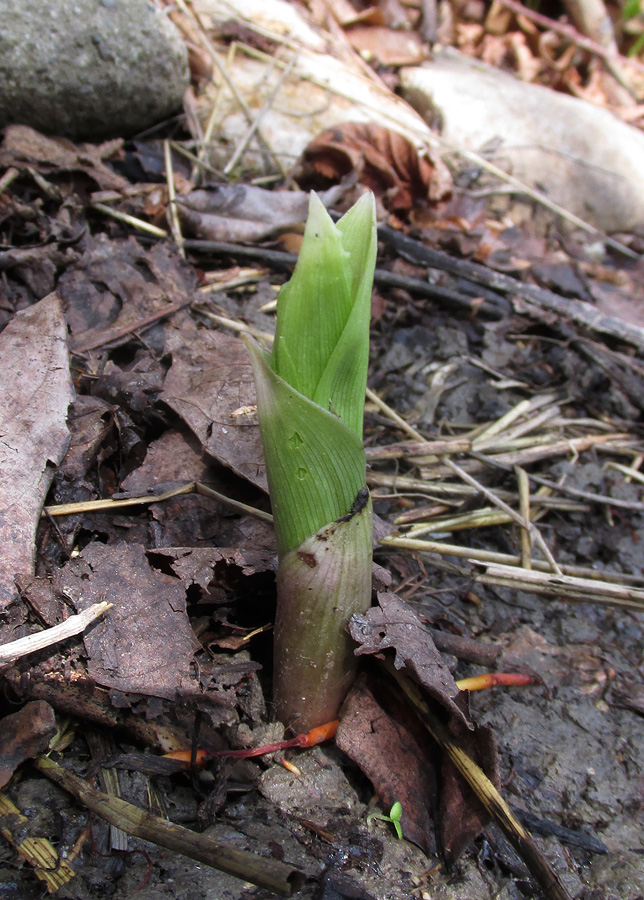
[336,487,370,523]
[297,551,317,568]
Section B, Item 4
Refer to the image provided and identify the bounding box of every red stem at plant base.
[163,720,339,768]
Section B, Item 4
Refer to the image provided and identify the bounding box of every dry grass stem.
[196,268,266,293]
[402,506,543,536]
[175,0,285,173]
[365,386,425,440]
[380,535,644,585]
[164,139,185,257]
[0,166,19,196]
[473,405,562,451]
[197,309,276,344]
[440,455,561,573]
[0,602,112,664]
[223,52,296,177]
[365,438,470,460]
[510,468,644,511]
[92,202,167,237]
[604,461,644,486]
[367,381,643,606]
[44,482,273,524]
[471,397,535,446]
[0,793,75,890]
[369,472,588,509]
[425,434,638,479]
[515,466,532,568]
[475,563,644,611]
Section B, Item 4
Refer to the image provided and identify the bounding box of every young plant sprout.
[367,801,403,840]
[245,191,377,730]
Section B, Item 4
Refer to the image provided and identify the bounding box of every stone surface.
[401,48,644,232]
[0,0,189,140]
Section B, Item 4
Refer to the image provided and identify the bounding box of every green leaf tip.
[244,191,377,557]
[271,191,377,440]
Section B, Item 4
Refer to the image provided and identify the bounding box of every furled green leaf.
[271,192,376,440]
[245,338,366,558]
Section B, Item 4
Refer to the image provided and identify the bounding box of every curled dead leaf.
[301,123,451,212]
[346,25,427,67]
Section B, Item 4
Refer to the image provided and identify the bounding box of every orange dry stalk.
[163,719,339,768]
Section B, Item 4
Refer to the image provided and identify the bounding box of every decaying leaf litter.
[1,2,644,899]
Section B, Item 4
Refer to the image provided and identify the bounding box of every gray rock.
[0,0,189,141]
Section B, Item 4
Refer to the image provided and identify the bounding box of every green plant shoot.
[367,802,403,840]
[245,191,377,729]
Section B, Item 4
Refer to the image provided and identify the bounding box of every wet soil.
[1,123,644,898]
[2,297,643,900]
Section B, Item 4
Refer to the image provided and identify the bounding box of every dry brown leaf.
[0,702,57,789]
[58,236,196,354]
[56,543,201,701]
[302,123,451,212]
[344,592,500,862]
[0,124,127,192]
[337,675,436,855]
[0,293,74,609]
[177,185,313,243]
[150,547,276,601]
[346,25,426,66]
[161,328,266,492]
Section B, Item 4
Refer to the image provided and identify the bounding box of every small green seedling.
[367,801,403,839]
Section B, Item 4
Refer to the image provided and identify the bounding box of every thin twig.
[0,602,111,664]
[440,456,561,573]
[34,756,306,897]
[365,387,424,441]
[380,227,644,345]
[92,202,167,237]
[379,534,644,585]
[515,466,532,569]
[164,140,185,257]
